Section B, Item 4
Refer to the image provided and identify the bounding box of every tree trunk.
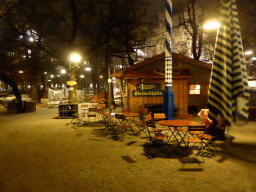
[30,73,41,103]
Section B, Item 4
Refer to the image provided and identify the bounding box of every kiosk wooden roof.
[113,52,211,79]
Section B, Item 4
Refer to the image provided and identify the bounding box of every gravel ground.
[0,102,255,192]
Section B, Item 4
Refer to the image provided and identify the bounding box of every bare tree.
[177,0,205,60]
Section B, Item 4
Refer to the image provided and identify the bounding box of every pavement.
[0,98,256,192]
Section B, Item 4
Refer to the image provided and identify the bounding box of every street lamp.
[245,51,253,55]
[61,69,66,74]
[68,53,81,103]
[70,53,81,69]
[203,22,220,30]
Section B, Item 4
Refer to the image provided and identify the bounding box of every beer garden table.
[157,120,198,155]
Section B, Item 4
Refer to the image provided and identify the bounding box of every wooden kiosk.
[112,53,212,115]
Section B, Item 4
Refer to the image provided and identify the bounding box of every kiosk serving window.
[189,84,201,95]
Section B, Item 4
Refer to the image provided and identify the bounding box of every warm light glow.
[136,49,147,56]
[251,57,256,61]
[80,75,84,78]
[245,51,253,55]
[203,22,220,29]
[100,75,103,78]
[85,67,91,71]
[18,70,23,73]
[50,75,54,78]
[248,81,256,87]
[61,69,66,74]
[29,37,34,42]
[70,53,81,63]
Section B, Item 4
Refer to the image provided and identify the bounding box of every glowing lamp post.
[203,22,220,30]
[68,53,81,103]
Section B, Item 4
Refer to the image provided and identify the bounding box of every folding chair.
[121,108,132,113]
[97,104,106,121]
[183,125,218,157]
[182,125,206,155]
[102,112,119,136]
[153,113,166,120]
[115,114,134,139]
[175,113,196,136]
[70,113,86,126]
[178,113,193,120]
[110,105,116,112]
[131,109,148,127]
[97,103,105,111]
[81,104,89,116]
[87,107,97,122]
[134,114,152,135]
[144,121,169,156]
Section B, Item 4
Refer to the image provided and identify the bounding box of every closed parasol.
[208,0,250,135]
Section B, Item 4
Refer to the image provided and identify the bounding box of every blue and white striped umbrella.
[208,0,250,126]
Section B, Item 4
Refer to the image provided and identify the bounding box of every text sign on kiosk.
[132,83,164,97]
[67,81,77,86]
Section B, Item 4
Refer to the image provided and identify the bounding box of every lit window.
[189,84,201,95]
[249,81,256,87]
